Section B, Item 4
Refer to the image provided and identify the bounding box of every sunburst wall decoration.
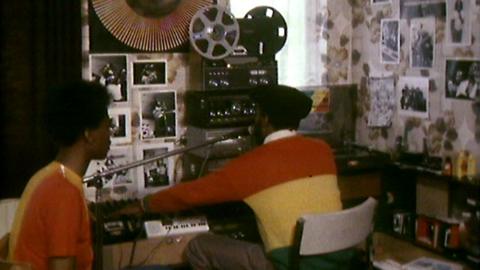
[90,0,213,52]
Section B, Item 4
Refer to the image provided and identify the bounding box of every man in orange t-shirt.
[8,81,112,270]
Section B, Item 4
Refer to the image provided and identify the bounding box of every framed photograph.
[371,0,391,5]
[109,107,131,144]
[89,54,128,103]
[136,143,175,194]
[132,60,167,86]
[367,77,395,127]
[381,19,400,64]
[139,89,177,140]
[399,0,446,20]
[298,87,332,135]
[410,18,435,69]
[84,146,136,201]
[445,59,480,100]
[397,76,429,119]
[446,0,472,46]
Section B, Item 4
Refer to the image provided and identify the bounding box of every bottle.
[443,157,453,176]
[467,153,476,180]
[462,151,470,179]
[455,151,467,179]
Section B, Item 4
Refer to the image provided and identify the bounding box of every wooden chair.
[290,197,377,270]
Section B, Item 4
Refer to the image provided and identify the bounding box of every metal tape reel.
[244,6,287,56]
[189,5,240,60]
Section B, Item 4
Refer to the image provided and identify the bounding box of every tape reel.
[243,6,287,57]
[189,5,240,60]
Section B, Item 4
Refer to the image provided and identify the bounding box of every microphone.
[83,127,251,184]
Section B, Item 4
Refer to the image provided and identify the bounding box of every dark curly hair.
[43,80,111,146]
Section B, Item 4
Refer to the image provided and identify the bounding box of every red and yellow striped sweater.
[145,135,341,252]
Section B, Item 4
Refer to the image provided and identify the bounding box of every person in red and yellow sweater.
[8,81,112,270]
[125,85,349,270]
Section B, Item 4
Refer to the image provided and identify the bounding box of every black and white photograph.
[132,60,167,86]
[84,146,136,201]
[108,107,131,144]
[367,77,395,127]
[140,90,177,140]
[371,0,391,5]
[446,0,472,46]
[90,54,128,103]
[445,59,480,100]
[381,19,400,64]
[397,76,429,119]
[399,0,446,20]
[298,88,332,135]
[136,143,174,193]
[410,18,435,69]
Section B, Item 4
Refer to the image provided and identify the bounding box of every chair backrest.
[295,197,377,256]
[0,199,19,238]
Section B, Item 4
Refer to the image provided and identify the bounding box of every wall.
[342,0,480,169]
[81,0,205,200]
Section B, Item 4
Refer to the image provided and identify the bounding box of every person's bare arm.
[48,256,76,270]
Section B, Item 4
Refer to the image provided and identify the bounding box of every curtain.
[229,0,328,87]
[0,0,82,199]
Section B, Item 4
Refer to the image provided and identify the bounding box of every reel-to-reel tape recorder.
[183,4,289,178]
[188,5,287,90]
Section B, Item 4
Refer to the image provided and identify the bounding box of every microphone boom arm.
[83,128,249,184]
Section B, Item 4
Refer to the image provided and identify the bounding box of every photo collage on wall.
[86,53,178,200]
[370,0,478,125]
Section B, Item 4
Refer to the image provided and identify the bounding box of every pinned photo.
[446,0,472,46]
[410,18,435,69]
[108,107,131,144]
[381,19,400,64]
[132,60,167,86]
[89,54,128,103]
[397,76,429,119]
[84,146,136,201]
[367,77,395,127]
[136,143,175,194]
[445,59,480,100]
[139,89,177,140]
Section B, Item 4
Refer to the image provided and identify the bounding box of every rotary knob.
[208,79,219,88]
[249,78,258,86]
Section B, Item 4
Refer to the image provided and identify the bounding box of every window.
[230,0,328,87]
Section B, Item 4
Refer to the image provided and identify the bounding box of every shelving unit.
[375,163,480,269]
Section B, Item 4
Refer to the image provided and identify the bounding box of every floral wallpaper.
[328,0,480,169]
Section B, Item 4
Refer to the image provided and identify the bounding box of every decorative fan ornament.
[91,0,213,51]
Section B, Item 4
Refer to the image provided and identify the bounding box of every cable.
[198,145,213,178]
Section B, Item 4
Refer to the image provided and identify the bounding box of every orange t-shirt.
[8,162,93,270]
